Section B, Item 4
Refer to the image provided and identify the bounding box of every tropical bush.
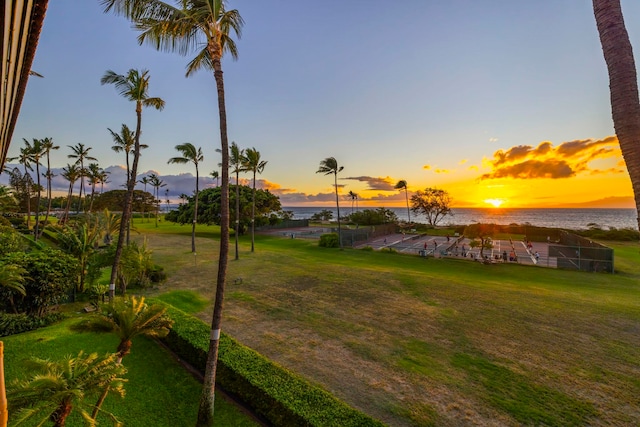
[0,225,25,253]
[319,233,339,248]
[346,208,398,225]
[0,249,78,316]
[0,312,64,337]
[161,305,384,427]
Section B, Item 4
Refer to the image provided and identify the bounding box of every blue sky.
[3,0,639,207]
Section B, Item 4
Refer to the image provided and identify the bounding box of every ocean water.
[283,207,638,230]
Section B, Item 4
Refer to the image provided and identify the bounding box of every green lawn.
[133,220,640,426]
[3,317,258,427]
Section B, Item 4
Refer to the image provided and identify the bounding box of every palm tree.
[7,351,126,427]
[593,0,640,231]
[139,175,152,221]
[348,190,357,215]
[67,143,97,214]
[99,170,110,194]
[101,2,243,423]
[395,180,411,225]
[23,139,45,240]
[58,222,100,297]
[40,137,59,232]
[168,142,203,253]
[316,157,344,249]
[101,68,165,302]
[73,296,172,418]
[242,147,267,252]
[9,146,34,231]
[148,173,166,228]
[229,142,245,260]
[61,164,80,223]
[86,163,103,212]
[210,170,219,186]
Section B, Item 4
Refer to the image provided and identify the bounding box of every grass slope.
[136,219,640,426]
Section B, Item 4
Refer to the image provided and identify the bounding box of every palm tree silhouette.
[67,142,97,214]
[395,180,411,225]
[316,157,344,249]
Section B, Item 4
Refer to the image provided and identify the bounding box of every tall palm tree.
[168,142,203,253]
[67,143,97,214]
[148,173,166,228]
[9,146,34,230]
[348,190,357,215]
[593,0,640,231]
[23,139,45,240]
[395,180,411,225]
[73,296,172,418]
[229,142,244,260]
[86,163,103,213]
[40,137,60,231]
[101,2,243,423]
[60,164,80,223]
[316,157,344,249]
[101,68,165,302]
[99,170,110,194]
[242,147,267,252]
[139,175,152,222]
[210,170,219,186]
[8,351,126,427]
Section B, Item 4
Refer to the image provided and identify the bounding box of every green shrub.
[380,247,397,254]
[360,246,374,251]
[0,312,64,337]
[0,249,78,316]
[160,305,384,427]
[0,225,25,253]
[319,233,340,248]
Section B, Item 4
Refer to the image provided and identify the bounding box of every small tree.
[310,209,333,221]
[410,188,452,226]
[8,352,126,427]
[464,223,497,259]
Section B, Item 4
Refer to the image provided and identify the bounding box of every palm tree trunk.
[234,172,240,260]
[196,51,231,427]
[44,156,53,232]
[52,401,72,427]
[593,0,640,231]
[192,168,199,253]
[109,105,142,302]
[405,188,411,225]
[34,163,42,241]
[334,173,342,249]
[63,183,73,223]
[251,171,256,252]
[23,165,31,232]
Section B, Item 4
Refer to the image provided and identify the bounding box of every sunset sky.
[2,0,639,208]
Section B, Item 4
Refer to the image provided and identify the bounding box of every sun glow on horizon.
[484,198,505,208]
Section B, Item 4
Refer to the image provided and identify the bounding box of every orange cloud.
[435,169,450,174]
[423,164,431,170]
[343,176,395,191]
[481,136,622,180]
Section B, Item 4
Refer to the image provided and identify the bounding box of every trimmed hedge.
[0,312,64,337]
[160,305,384,427]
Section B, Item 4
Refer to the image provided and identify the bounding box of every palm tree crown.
[395,179,411,224]
[242,147,267,252]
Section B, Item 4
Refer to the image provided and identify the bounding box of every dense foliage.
[160,304,384,427]
[410,187,452,226]
[92,189,156,212]
[345,208,398,225]
[319,233,340,248]
[165,186,281,234]
[0,312,64,337]
[0,249,78,316]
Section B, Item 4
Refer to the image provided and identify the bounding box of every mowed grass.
[3,317,258,427]
[134,219,640,426]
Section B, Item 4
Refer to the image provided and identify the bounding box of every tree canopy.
[410,188,452,226]
[165,186,281,234]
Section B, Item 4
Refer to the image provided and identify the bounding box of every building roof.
[1,1,49,169]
